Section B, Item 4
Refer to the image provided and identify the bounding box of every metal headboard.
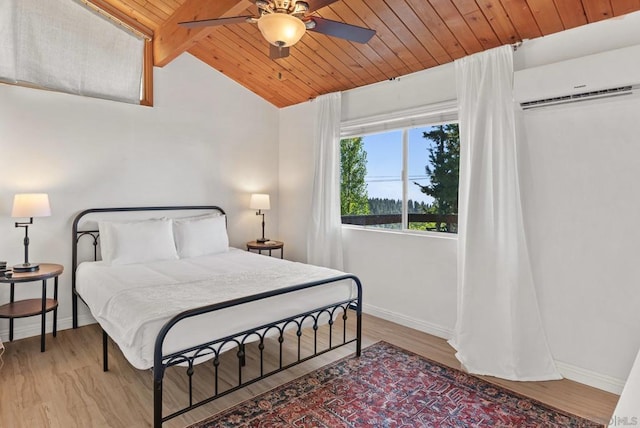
[71,205,225,328]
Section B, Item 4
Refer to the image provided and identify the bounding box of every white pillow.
[99,218,178,265]
[173,214,229,258]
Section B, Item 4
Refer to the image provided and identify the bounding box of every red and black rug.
[189,341,602,427]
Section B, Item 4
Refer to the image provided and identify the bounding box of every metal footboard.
[152,274,363,427]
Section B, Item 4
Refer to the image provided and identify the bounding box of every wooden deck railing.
[341,213,458,233]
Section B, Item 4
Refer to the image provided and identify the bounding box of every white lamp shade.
[257,13,306,47]
[11,193,51,218]
[250,193,271,210]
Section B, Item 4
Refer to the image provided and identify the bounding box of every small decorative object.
[250,193,270,243]
[4,271,13,279]
[11,193,51,272]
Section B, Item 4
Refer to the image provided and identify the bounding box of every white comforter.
[76,248,355,369]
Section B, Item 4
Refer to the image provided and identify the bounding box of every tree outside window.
[413,124,459,232]
[340,137,370,216]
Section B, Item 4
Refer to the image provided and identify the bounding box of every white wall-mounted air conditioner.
[514,44,640,110]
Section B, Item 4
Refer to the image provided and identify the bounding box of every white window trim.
[342,223,458,240]
[341,100,458,138]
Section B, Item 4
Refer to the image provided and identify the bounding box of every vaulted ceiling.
[93,0,640,108]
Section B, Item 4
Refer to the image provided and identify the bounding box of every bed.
[71,206,362,427]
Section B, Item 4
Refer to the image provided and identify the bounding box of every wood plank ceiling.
[95,0,640,107]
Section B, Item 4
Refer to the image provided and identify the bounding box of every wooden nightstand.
[0,263,63,352]
[247,240,284,259]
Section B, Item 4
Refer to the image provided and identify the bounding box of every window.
[340,103,459,234]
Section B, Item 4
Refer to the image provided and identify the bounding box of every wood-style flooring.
[0,314,619,427]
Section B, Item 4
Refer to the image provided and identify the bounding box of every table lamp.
[11,193,51,272]
[250,193,270,243]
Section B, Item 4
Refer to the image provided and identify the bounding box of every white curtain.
[450,45,560,381]
[0,0,143,104]
[307,92,344,270]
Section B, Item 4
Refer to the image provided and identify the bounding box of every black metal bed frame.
[71,206,363,428]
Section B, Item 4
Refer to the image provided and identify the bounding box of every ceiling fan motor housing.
[257,0,309,16]
[273,0,295,12]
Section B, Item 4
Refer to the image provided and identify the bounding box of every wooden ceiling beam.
[154,0,252,67]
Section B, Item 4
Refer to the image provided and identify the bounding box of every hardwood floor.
[0,314,618,427]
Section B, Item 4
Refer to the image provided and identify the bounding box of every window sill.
[341,224,458,240]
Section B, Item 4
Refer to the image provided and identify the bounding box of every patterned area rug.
[189,341,602,427]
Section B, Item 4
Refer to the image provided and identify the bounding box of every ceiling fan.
[179,0,376,59]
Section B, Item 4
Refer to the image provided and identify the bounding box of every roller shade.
[0,0,143,104]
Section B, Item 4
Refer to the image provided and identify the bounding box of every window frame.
[340,100,459,236]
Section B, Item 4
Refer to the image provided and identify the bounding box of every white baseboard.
[0,313,96,343]
[363,303,454,340]
[363,303,625,395]
[555,360,625,395]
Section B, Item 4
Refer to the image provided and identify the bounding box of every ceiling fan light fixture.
[257,13,306,47]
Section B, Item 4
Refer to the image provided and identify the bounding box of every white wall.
[342,227,457,337]
[279,11,640,393]
[341,62,456,121]
[0,53,279,340]
[278,100,317,262]
[518,95,640,388]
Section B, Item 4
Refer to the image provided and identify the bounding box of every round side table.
[246,240,284,259]
[0,263,63,352]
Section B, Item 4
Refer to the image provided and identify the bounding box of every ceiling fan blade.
[178,15,253,29]
[308,17,375,44]
[306,0,340,13]
[270,44,290,59]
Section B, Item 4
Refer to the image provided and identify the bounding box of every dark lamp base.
[256,238,269,243]
[13,263,40,272]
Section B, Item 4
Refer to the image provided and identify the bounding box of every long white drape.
[307,92,344,270]
[450,46,560,381]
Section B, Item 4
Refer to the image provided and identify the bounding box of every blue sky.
[361,126,436,204]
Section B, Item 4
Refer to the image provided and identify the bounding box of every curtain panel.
[450,45,560,381]
[307,92,344,270]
